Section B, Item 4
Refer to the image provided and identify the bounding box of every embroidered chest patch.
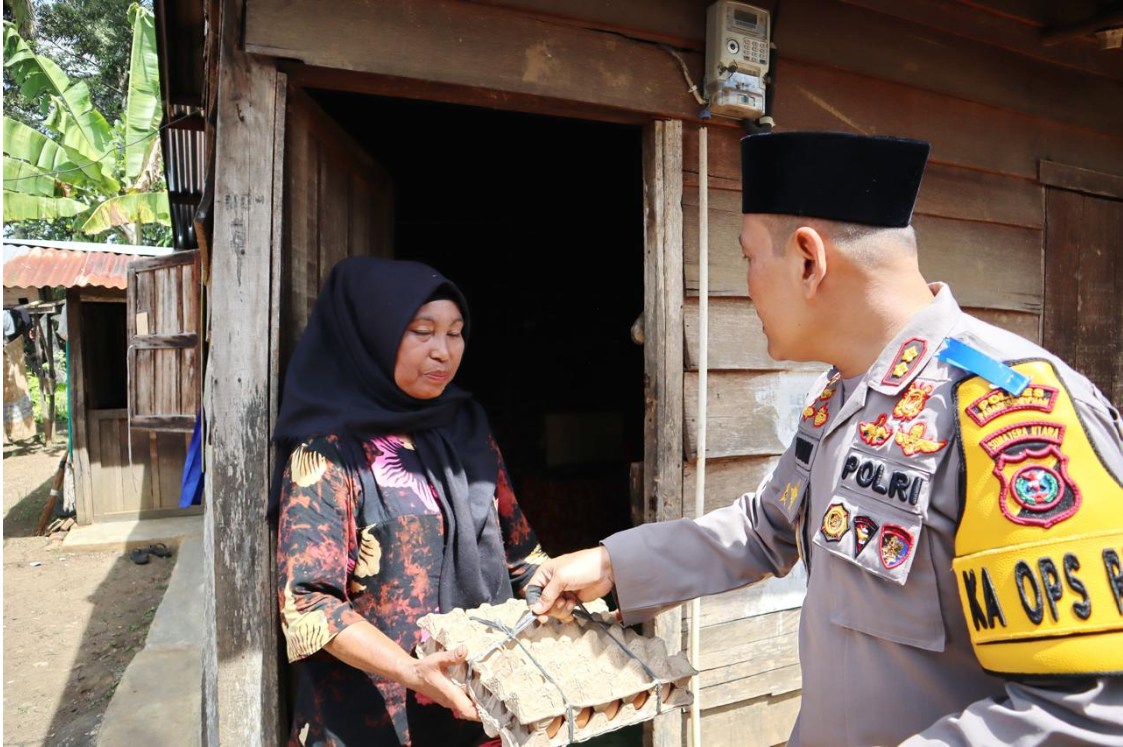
[895,422,948,457]
[821,502,850,541]
[894,382,934,422]
[880,524,914,569]
[858,413,894,446]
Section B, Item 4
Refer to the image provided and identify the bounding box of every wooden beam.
[246,0,706,122]
[202,0,282,743]
[66,290,95,525]
[1039,160,1123,200]
[642,119,685,747]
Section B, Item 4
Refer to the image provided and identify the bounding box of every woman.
[272,257,547,746]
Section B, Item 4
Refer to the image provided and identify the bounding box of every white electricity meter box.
[704,1,771,120]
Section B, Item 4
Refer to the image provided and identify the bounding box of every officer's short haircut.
[762,215,917,263]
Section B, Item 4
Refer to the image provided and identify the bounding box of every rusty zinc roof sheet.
[2,241,167,290]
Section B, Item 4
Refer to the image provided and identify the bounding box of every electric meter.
[704,1,771,120]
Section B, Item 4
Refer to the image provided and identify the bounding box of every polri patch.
[838,448,930,509]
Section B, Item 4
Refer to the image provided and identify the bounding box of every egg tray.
[416,598,695,747]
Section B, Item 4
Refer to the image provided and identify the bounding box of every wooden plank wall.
[280,86,395,373]
[668,2,1122,743]
[85,410,192,520]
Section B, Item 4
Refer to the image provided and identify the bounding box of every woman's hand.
[396,645,480,722]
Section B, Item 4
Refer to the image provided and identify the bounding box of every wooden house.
[2,240,200,523]
[151,1,1123,743]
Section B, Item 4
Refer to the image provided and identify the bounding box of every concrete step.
[63,515,203,553]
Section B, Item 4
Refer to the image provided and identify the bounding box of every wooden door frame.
[207,18,688,740]
[642,119,686,747]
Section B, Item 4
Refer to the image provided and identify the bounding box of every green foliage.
[3,190,89,220]
[2,4,170,245]
[123,2,160,180]
[79,191,169,234]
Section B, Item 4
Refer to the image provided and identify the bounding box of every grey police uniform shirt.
[603,284,1123,746]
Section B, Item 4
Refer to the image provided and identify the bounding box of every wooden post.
[202,0,283,743]
[44,311,57,443]
[67,291,94,524]
[641,119,685,747]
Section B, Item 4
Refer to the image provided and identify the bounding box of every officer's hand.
[528,547,615,623]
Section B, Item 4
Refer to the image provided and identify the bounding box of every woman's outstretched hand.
[527,547,616,623]
[399,645,480,721]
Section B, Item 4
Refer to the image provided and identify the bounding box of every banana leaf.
[2,22,114,171]
[3,191,89,221]
[78,192,171,234]
[2,117,115,191]
[4,156,58,196]
[124,4,163,181]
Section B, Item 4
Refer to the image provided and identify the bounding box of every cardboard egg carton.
[416,598,695,747]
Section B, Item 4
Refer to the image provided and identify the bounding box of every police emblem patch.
[821,503,850,542]
[858,413,894,447]
[853,516,878,558]
[880,524,913,569]
[894,381,933,422]
[981,421,1080,528]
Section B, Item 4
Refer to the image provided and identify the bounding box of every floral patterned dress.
[276,433,547,746]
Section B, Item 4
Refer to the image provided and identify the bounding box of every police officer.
[528,132,1123,745]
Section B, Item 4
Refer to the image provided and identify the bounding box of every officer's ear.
[792,225,827,300]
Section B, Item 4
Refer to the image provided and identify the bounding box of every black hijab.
[272,257,512,613]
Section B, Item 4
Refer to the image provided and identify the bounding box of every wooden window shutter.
[127,250,201,431]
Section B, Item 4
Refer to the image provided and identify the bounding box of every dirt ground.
[3,438,174,746]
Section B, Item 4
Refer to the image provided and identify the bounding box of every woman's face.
[393,300,465,399]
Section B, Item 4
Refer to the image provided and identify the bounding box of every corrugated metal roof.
[2,244,149,290]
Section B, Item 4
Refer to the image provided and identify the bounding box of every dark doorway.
[311,91,646,554]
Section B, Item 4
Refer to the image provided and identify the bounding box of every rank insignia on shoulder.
[894,381,934,421]
[880,524,913,569]
[854,516,878,558]
[895,422,948,457]
[803,401,829,428]
[858,413,894,447]
[821,502,850,542]
[881,337,927,387]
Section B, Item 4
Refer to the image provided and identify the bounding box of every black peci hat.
[740,132,930,227]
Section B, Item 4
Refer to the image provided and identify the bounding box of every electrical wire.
[659,43,708,107]
[3,113,193,183]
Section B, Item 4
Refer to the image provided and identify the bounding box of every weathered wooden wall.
[280,86,395,372]
[67,291,193,524]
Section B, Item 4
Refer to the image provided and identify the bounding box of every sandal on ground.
[129,548,150,565]
[147,542,173,558]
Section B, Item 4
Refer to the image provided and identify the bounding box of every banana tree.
[2,4,170,244]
